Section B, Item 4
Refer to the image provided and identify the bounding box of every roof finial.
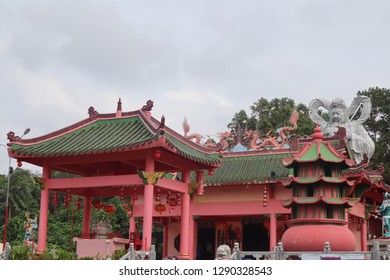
[312,124,323,141]
[117,98,122,111]
[116,98,122,118]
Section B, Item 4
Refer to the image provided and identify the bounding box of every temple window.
[306,185,314,197]
[326,206,334,219]
[324,165,332,177]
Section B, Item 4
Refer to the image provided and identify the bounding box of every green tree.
[357,87,390,182]
[228,97,315,140]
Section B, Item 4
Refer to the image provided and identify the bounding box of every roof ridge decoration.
[141,100,153,112]
[7,99,222,167]
[117,98,122,112]
[88,106,99,117]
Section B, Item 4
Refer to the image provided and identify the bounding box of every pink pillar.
[196,171,204,195]
[128,196,136,240]
[37,165,51,252]
[179,170,190,259]
[269,213,277,251]
[163,224,168,258]
[82,196,92,238]
[361,219,367,251]
[142,156,154,251]
[129,216,136,238]
[189,216,195,260]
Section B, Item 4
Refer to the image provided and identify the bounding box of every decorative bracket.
[138,170,165,185]
[188,182,200,195]
[32,177,46,190]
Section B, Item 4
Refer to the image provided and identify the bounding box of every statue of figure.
[309,96,375,164]
[379,192,390,238]
[24,213,38,244]
[215,244,232,260]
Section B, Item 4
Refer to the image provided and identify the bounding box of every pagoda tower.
[281,125,360,251]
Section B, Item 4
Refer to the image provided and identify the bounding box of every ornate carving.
[278,109,299,146]
[309,96,375,164]
[188,182,200,194]
[366,163,385,176]
[204,131,232,152]
[243,110,299,151]
[138,170,165,185]
[182,117,201,144]
[215,244,232,260]
[141,100,154,112]
[88,106,98,117]
[7,131,20,142]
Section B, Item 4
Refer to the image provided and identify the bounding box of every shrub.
[111,248,126,260]
[10,245,33,260]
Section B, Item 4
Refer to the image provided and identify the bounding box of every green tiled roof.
[283,176,354,189]
[284,142,346,166]
[204,152,292,185]
[11,118,155,156]
[165,134,220,165]
[9,115,220,166]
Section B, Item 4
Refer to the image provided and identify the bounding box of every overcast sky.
[1,0,390,174]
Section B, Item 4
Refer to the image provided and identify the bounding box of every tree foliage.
[357,87,390,182]
[228,97,315,138]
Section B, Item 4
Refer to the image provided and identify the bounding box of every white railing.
[229,240,390,260]
[120,243,156,260]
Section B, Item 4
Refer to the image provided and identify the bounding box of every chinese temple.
[5,98,388,259]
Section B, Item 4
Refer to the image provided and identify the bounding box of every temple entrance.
[242,222,269,252]
[196,226,216,260]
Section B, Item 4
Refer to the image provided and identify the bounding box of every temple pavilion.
[5,99,388,259]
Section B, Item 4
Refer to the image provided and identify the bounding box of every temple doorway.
[196,226,216,260]
[242,222,269,251]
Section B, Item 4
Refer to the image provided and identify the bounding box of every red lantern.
[154,150,161,159]
[104,204,116,214]
[208,170,214,176]
[263,220,270,231]
[17,160,22,167]
[52,191,58,206]
[155,203,167,214]
[92,199,104,209]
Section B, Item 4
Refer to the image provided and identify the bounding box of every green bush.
[34,246,77,260]
[111,248,126,260]
[10,245,33,260]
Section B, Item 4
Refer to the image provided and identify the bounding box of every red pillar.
[37,165,51,253]
[82,196,92,238]
[179,169,190,259]
[361,219,367,251]
[269,213,277,251]
[142,156,154,251]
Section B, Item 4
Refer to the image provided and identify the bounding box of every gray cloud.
[1,0,390,174]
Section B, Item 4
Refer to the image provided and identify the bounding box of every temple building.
[5,98,388,259]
